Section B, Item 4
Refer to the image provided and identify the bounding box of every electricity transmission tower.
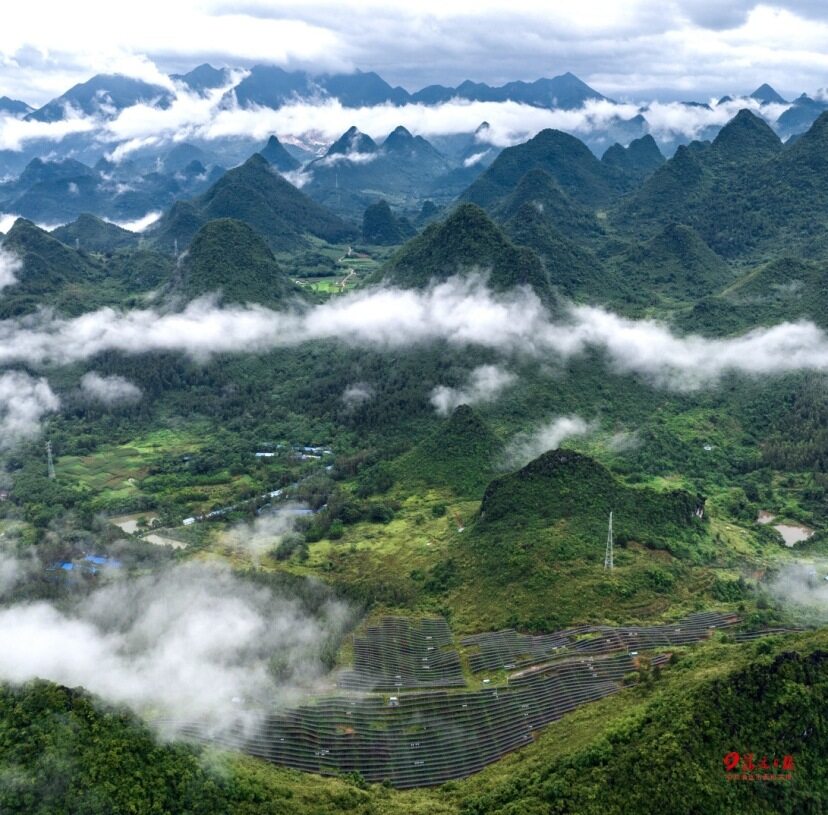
[603,511,614,570]
[46,440,56,480]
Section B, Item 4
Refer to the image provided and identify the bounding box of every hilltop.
[304,125,452,214]
[172,219,304,306]
[607,223,732,303]
[493,167,605,243]
[396,404,502,496]
[504,203,617,301]
[152,153,355,252]
[377,203,549,297]
[460,128,630,210]
[52,214,139,253]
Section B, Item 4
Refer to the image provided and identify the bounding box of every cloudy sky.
[3,1,828,105]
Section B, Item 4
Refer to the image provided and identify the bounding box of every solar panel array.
[337,616,465,690]
[168,612,764,787]
[181,650,658,788]
[462,611,740,672]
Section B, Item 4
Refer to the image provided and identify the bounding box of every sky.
[3,1,828,106]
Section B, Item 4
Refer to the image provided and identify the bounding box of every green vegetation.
[175,218,304,305]
[259,134,301,173]
[494,166,605,243]
[397,405,501,496]
[607,223,734,304]
[52,213,139,253]
[0,218,173,317]
[378,203,549,297]
[614,109,828,260]
[153,154,355,252]
[362,199,415,245]
[4,105,828,812]
[600,133,665,182]
[461,127,631,210]
[504,202,617,300]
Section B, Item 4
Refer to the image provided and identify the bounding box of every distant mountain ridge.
[303,125,455,213]
[24,68,608,121]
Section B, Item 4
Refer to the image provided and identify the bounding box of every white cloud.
[80,372,142,405]
[104,211,162,232]
[0,70,797,158]
[0,560,350,736]
[280,168,312,188]
[0,247,21,291]
[316,150,378,166]
[341,382,374,409]
[223,508,308,567]
[0,371,60,446]
[607,429,642,452]
[2,277,828,391]
[503,415,595,468]
[5,1,828,112]
[0,109,96,151]
[430,364,515,415]
[0,215,19,234]
[463,149,491,167]
[769,561,828,622]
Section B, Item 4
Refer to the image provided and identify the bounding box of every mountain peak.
[259,134,300,172]
[398,404,500,495]
[601,134,664,180]
[750,83,787,105]
[750,82,788,105]
[176,218,301,306]
[711,108,781,160]
[382,125,416,151]
[326,126,378,156]
[173,63,228,92]
[380,202,548,296]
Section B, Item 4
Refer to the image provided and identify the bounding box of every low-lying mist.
[769,561,828,624]
[0,558,352,738]
[5,275,828,443]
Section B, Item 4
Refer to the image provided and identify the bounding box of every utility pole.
[46,440,56,480]
[603,511,614,571]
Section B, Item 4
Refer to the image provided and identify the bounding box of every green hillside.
[677,256,828,334]
[0,218,103,316]
[396,404,501,495]
[52,213,139,253]
[152,154,355,252]
[478,448,705,551]
[612,143,713,235]
[460,128,628,210]
[378,203,550,297]
[494,167,605,243]
[173,219,304,305]
[433,447,713,631]
[504,202,619,300]
[608,223,733,303]
[361,199,415,245]
[259,134,301,172]
[601,133,665,182]
[613,110,828,259]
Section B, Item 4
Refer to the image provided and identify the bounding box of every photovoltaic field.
[169,610,798,788]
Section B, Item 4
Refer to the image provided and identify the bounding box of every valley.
[2,51,828,815]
